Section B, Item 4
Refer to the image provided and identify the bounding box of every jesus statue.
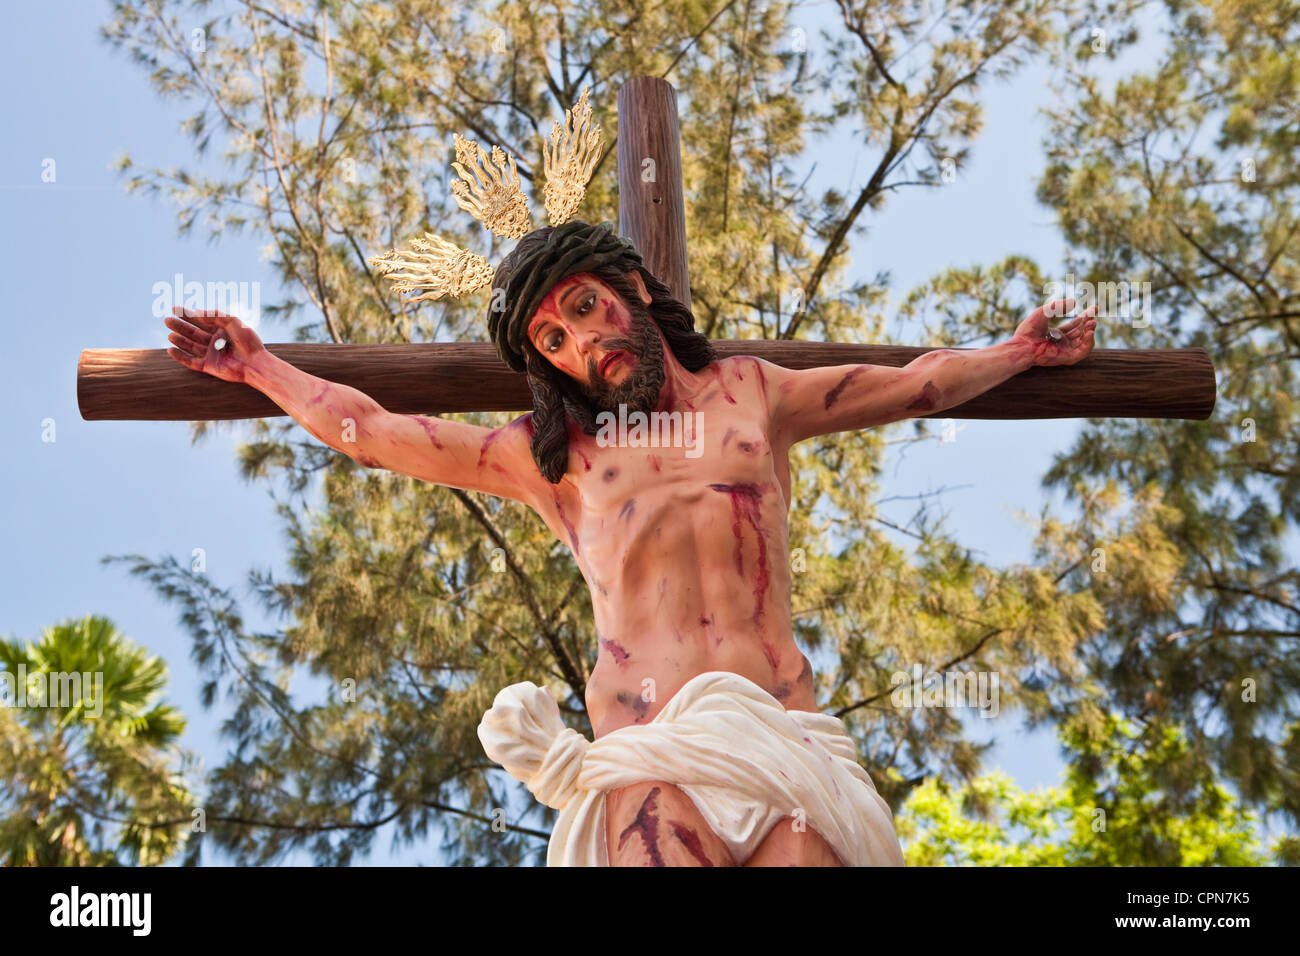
[162,216,1096,866]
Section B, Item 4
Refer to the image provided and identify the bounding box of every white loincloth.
[477,670,906,866]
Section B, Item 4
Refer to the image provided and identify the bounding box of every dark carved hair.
[521,262,717,483]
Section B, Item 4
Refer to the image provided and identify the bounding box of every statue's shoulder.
[511,411,536,434]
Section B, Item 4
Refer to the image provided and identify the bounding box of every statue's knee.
[605,781,734,866]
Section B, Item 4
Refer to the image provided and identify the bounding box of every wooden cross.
[77,76,1215,423]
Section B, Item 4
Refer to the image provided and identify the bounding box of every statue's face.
[526,271,666,413]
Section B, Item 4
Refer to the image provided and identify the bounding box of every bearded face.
[576,296,667,415]
[525,272,667,416]
[515,263,719,483]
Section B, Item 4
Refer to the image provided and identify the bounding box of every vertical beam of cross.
[618,77,692,309]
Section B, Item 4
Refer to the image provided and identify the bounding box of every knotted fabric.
[477,671,907,867]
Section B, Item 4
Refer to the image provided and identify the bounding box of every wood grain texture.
[77,342,1217,421]
[618,76,691,308]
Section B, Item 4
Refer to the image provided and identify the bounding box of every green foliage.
[0,615,194,866]
[896,711,1275,865]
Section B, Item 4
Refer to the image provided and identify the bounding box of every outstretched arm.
[163,308,552,506]
[763,297,1097,445]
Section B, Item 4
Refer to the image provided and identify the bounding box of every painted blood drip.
[751,358,768,395]
[670,823,715,867]
[308,383,329,407]
[600,636,631,664]
[761,641,780,671]
[647,455,662,472]
[617,787,665,866]
[905,380,942,411]
[477,429,503,469]
[699,613,721,645]
[710,366,737,404]
[618,498,636,521]
[823,367,866,410]
[412,416,443,449]
[708,483,771,625]
[553,494,580,552]
[574,447,593,471]
[601,297,631,335]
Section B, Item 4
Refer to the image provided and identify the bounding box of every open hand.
[1013,297,1098,367]
[164,307,265,384]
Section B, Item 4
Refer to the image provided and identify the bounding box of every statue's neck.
[654,344,707,413]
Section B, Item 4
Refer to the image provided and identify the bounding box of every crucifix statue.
[79,77,1214,866]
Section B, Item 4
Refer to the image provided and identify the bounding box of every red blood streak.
[670,823,715,867]
[751,358,768,395]
[905,380,942,411]
[618,787,665,866]
[477,429,503,468]
[761,641,780,671]
[601,297,632,335]
[647,455,662,472]
[553,493,580,551]
[710,365,737,404]
[527,299,563,338]
[600,636,630,664]
[708,483,771,625]
[411,415,444,449]
[308,383,329,407]
[574,447,592,471]
[823,367,866,410]
[491,463,506,474]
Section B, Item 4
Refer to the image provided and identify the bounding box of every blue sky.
[2,2,1213,865]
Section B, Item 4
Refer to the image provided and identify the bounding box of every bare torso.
[533,356,815,739]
